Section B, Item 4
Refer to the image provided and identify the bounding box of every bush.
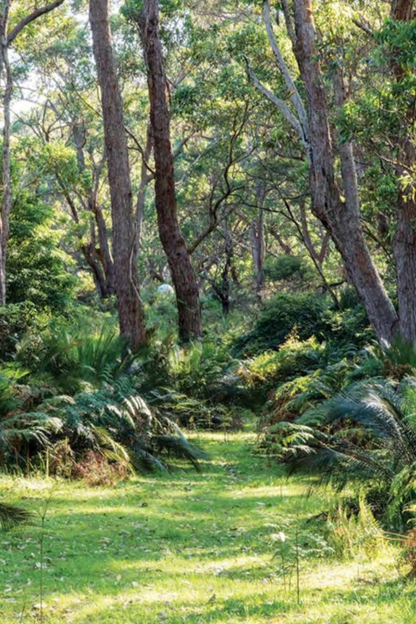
[273,378,416,530]
[264,255,315,285]
[239,336,325,389]
[0,303,47,362]
[7,191,75,311]
[16,319,128,393]
[232,293,333,356]
[233,290,373,357]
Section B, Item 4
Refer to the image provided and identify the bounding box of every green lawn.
[0,432,415,623]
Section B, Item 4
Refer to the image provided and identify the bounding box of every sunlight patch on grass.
[0,432,414,624]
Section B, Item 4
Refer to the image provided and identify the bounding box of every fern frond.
[0,503,33,530]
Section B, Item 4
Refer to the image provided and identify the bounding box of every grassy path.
[0,432,415,623]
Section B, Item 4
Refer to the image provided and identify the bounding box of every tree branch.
[351,17,374,37]
[263,0,309,140]
[245,61,305,143]
[7,0,66,45]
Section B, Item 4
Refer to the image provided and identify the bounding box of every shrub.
[6,191,75,311]
[274,378,416,529]
[17,321,129,393]
[264,255,315,286]
[232,293,333,356]
[0,303,46,362]
[232,290,373,357]
[239,336,325,389]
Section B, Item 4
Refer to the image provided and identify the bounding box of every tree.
[138,0,202,342]
[248,0,399,345]
[89,0,146,348]
[389,0,416,342]
[0,0,66,305]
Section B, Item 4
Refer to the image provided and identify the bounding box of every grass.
[0,431,415,623]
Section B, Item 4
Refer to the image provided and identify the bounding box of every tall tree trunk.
[250,182,266,299]
[291,0,398,344]
[0,3,12,305]
[138,0,202,342]
[89,0,146,348]
[390,0,416,342]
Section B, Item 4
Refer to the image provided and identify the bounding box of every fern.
[0,503,33,530]
[277,379,416,528]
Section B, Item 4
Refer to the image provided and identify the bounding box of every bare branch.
[352,17,374,37]
[246,61,305,143]
[281,0,296,47]
[188,104,250,255]
[125,127,156,176]
[263,0,308,140]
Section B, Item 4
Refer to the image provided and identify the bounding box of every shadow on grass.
[0,433,401,624]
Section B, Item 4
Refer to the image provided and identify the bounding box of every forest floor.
[0,431,415,624]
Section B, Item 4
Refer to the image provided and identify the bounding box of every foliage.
[264,255,315,286]
[232,292,371,358]
[325,496,385,560]
[0,303,47,363]
[275,379,416,529]
[16,318,129,392]
[238,335,325,392]
[135,334,248,429]
[232,293,333,356]
[6,191,76,311]
[0,502,33,530]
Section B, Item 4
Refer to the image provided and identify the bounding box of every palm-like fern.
[25,377,209,474]
[0,503,33,530]
[36,326,132,392]
[278,379,416,527]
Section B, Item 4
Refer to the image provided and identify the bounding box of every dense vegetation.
[2,0,416,621]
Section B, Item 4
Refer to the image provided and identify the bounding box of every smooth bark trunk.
[138,0,202,342]
[0,7,12,305]
[89,0,146,348]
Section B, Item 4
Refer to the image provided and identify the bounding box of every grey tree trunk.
[89,0,146,348]
[0,4,12,305]
[138,0,202,342]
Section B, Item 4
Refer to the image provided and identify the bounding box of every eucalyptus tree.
[389,0,416,342]
[89,0,146,348]
[138,0,202,341]
[247,0,401,344]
